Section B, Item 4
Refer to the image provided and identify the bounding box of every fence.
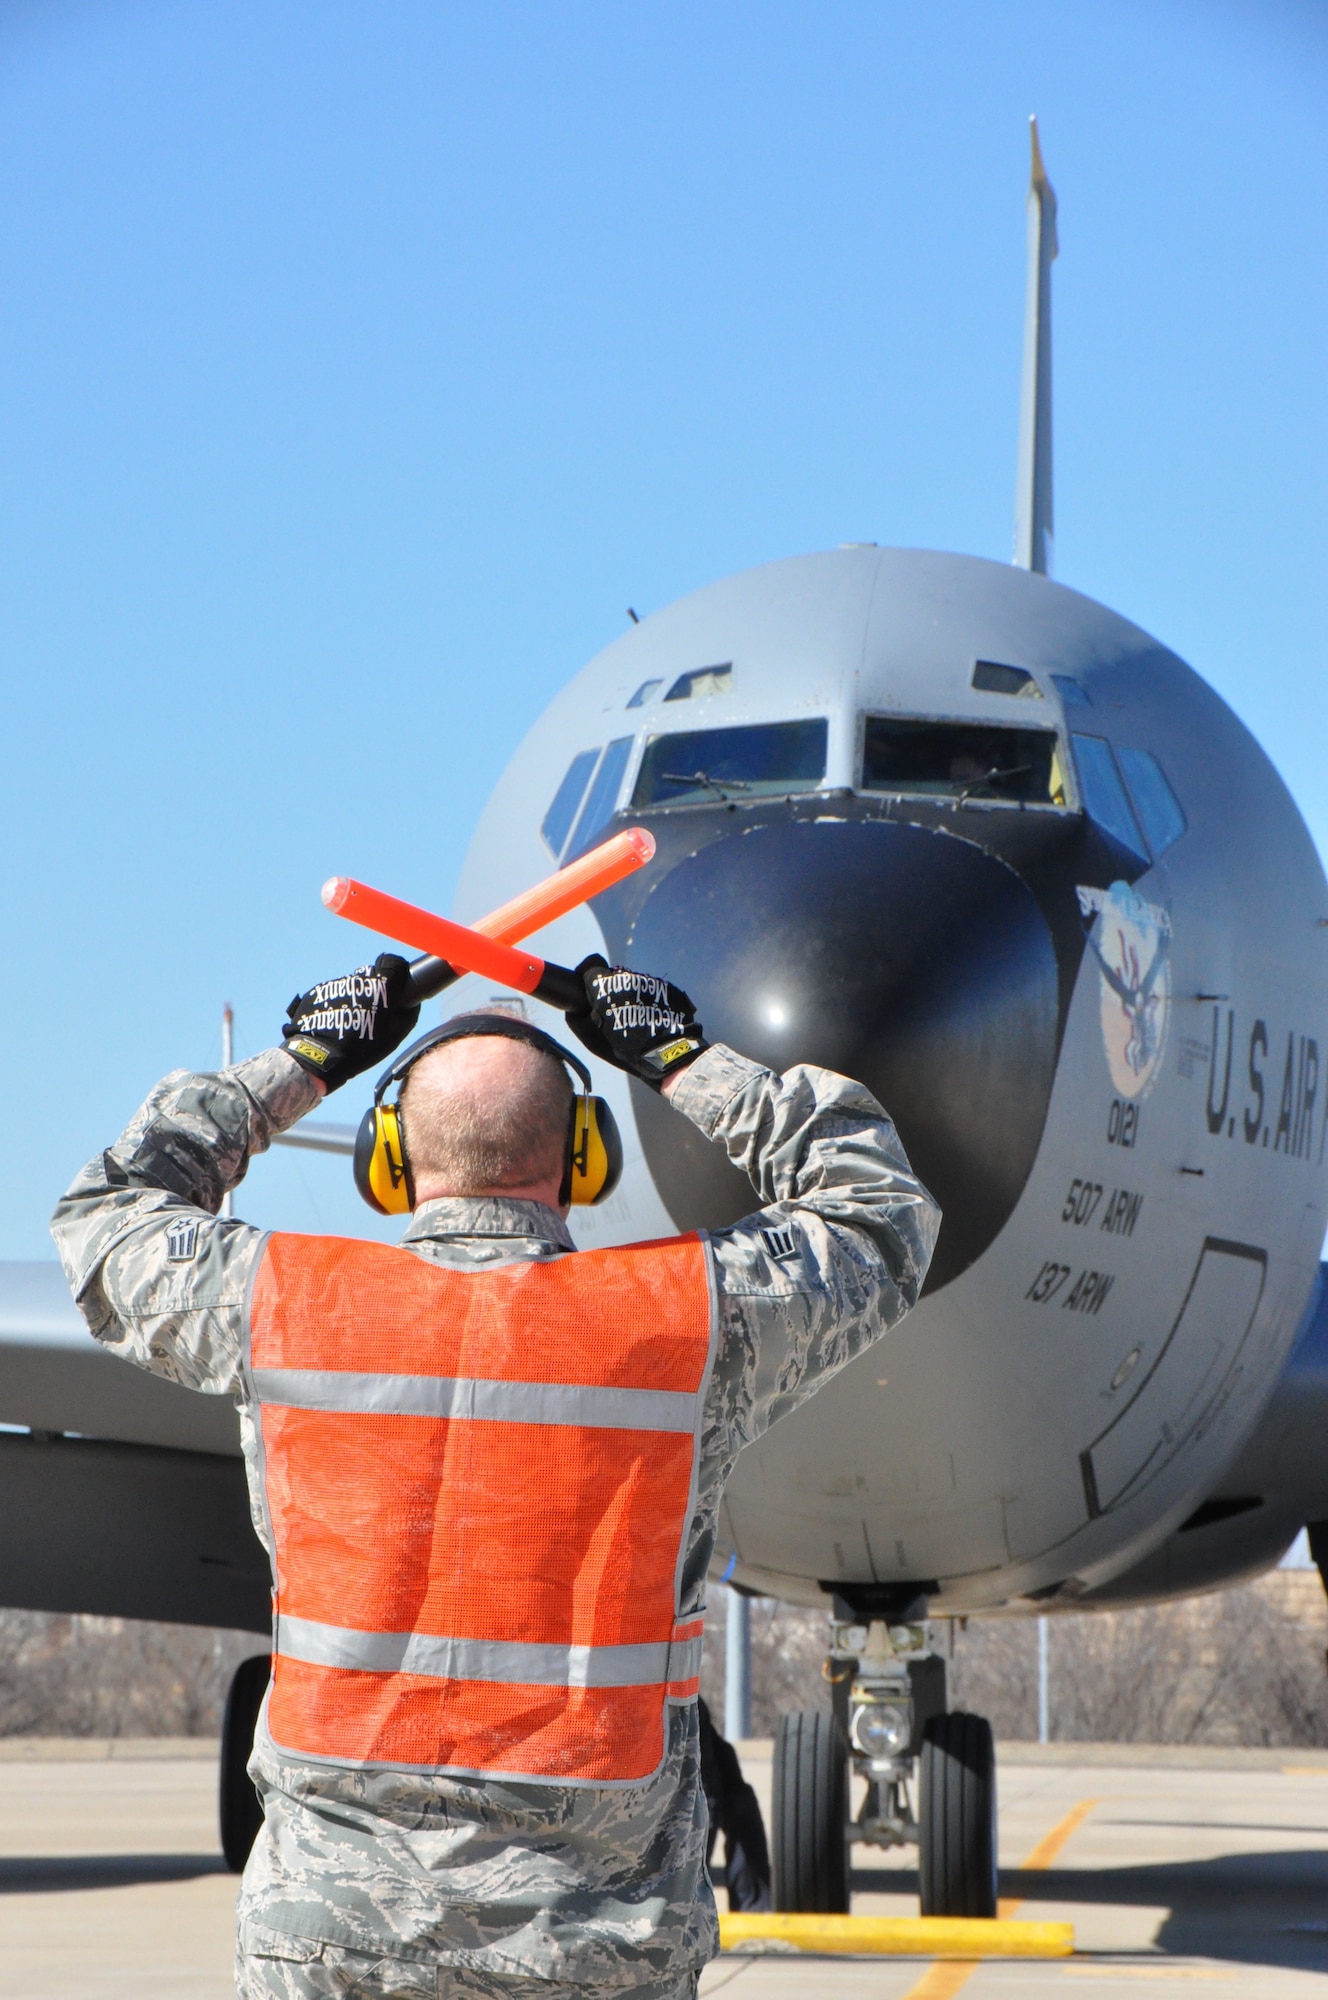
[700,1571,1328,1748]
[2,1571,1324,1744]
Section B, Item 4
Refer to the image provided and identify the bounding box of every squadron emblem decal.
[1077,880,1172,1101]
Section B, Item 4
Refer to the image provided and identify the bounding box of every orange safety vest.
[244,1230,715,1784]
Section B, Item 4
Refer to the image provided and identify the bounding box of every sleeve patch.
[759,1224,799,1264]
[166,1219,200,1263]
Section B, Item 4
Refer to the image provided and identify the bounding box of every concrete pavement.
[705,1740,1328,1998]
[2,1738,1327,1996]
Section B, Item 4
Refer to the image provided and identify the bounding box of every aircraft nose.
[622,818,1060,1292]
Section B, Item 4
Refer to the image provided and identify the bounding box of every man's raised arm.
[50,951,422,1392]
[561,956,941,1449]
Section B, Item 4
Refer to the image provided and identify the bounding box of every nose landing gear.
[771,1709,849,1911]
[918,1708,998,1918]
[771,1617,996,1920]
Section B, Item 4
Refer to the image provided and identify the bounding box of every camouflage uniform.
[51,1041,939,1999]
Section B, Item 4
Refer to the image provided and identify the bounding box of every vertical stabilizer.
[1014,117,1058,574]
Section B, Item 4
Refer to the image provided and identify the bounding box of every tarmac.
[2,1737,1328,1997]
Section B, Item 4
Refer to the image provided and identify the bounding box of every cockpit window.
[861,718,1064,805]
[665,663,732,702]
[632,718,828,807]
[1116,747,1187,858]
[972,660,1043,698]
[1070,734,1149,860]
[627,678,662,709]
[541,748,600,858]
[567,737,635,855]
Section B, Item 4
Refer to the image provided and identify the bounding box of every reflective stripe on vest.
[275,1614,707,1689]
[245,1230,714,1784]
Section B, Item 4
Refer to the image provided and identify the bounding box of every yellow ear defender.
[355,1099,412,1216]
[354,1013,623,1217]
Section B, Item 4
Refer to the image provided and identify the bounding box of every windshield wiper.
[660,768,751,803]
[957,762,1033,806]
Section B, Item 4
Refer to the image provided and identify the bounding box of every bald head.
[400,1033,574,1210]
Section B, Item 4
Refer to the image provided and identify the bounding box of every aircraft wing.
[0,1135,352,1634]
[0,1261,240,1455]
[0,1262,268,1632]
[271,1121,357,1156]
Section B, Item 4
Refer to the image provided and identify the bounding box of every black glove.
[282,953,420,1092]
[564,955,708,1089]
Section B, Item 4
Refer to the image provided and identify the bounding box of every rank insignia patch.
[167,1219,199,1263]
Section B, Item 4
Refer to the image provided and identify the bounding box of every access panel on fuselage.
[1080,1237,1266,1518]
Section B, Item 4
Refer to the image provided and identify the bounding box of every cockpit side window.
[566,737,635,855]
[541,748,601,858]
[1115,746,1187,858]
[632,718,828,808]
[861,718,1063,805]
[972,660,1043,698]
[665,663,732,702]
[1070,734,1149,861]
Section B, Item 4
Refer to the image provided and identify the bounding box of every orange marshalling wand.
[322,826,654,1006]
[465,827,654,948]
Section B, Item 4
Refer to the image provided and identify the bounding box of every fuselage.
[456,545,1328,1614]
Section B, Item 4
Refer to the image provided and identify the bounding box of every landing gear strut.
[220,1653,271,1872]
[771,1615,997,1919]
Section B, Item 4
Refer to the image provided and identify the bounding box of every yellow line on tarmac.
[1008,1800,1096,1888]
[900,1795,1099,1999]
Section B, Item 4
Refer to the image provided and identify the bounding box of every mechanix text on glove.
[564,956,708,1088]
[282,952,421,1092]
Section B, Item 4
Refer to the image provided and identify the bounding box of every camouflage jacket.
[51,1042,938,1992]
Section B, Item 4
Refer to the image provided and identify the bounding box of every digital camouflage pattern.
[237,1918,702,1999]
[52,1039,939,1997]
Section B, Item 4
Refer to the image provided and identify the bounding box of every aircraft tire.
[918,1710,997,1918]
[220,1653,271,1873]
[770,1709,849,1912]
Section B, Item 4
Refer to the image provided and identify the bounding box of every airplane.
[4,118,1327,1915]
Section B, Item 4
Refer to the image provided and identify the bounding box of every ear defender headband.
[353,1012,623,1217]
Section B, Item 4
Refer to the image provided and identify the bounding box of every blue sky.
[1,1,1325,1254]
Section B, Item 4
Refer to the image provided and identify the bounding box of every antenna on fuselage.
[1014,116,1058,576]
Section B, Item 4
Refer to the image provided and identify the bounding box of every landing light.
[852,1701,911,1757]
